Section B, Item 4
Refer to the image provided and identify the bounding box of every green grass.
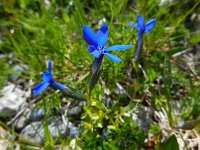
[0,0,200,149]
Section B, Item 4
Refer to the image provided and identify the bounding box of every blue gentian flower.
[129,15,156,62]
[83,24,132,91]
[83,24,132,63]
[129,15,156,35]
[33,59,66,96]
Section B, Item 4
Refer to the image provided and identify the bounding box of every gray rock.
[0,84,29,118]
[78,101,86,107]
[68,106,82,116]
[131,106,154,131]
[159,0,172,6]
[30,108,45,122]
[138,107,154,130]
[103,97,113,108]
[69,126,79,139]
[64,101,86,116]
[20,116,77,144]
[0,127,10,150]
[14,108,31,131]
[10,65,24,81]
[177,121,195,130]
[20,121,43,143]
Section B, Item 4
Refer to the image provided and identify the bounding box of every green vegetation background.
[0,0,199,149]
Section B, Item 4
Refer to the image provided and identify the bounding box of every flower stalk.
[129,15,156,62]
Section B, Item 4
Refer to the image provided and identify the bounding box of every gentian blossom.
[83,23,132,91]
[83,24,132,65]
[33,59,65,96]
[129,15,156,62]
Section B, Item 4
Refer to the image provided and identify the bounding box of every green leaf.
[107,125,116,130]
[190,33,200,44]
[43,120,55,150]
[70,139,82,150]
[164,135,179,150]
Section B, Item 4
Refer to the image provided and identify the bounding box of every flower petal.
[33,82,49,96]
[88,45,101,58]
[104,53,122,62]
[128,22,138,30]
[106,45,132,51]
[48,59,52,73]
[42,71,53,83]
[96,24,108,47]
[83,25,98,47]
[144,18,156,33]
[51,81,66,90]
[137,15,145,30]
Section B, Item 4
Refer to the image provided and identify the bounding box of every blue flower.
[83,24,132,63]
[129,15,156,62]
[129,15,156,35]
[33,59,66,96]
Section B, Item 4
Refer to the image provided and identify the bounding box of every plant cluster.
[0,0,200,149]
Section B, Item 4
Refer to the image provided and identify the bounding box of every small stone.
[69,126,79,139]
[78,101,86,107]
[30,108,45,122]
[0,84,29,118]
[20,116,76,144]
[177,121,195,130]
[20,121,43,143]
[131,106,154,131]
[103,97,113,108]
[64,101,86,117]
[10,65,24,81]
[14,108,31,131]
[138,107,154,131]
[68,106,82,116]
[0,126,9,138]
[0,127,10,150]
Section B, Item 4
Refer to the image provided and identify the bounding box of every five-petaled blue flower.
[33,59,66,96]
[129,15,156,35]
[129,15,156,62]
[83,24,132,63]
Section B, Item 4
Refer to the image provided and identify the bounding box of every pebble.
[20,116,78,144]
[0,84,29,118]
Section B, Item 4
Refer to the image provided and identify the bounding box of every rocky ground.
[0,2,200,149]
[0,48,199,150]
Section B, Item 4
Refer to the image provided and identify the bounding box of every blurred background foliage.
[0,0,200,149]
